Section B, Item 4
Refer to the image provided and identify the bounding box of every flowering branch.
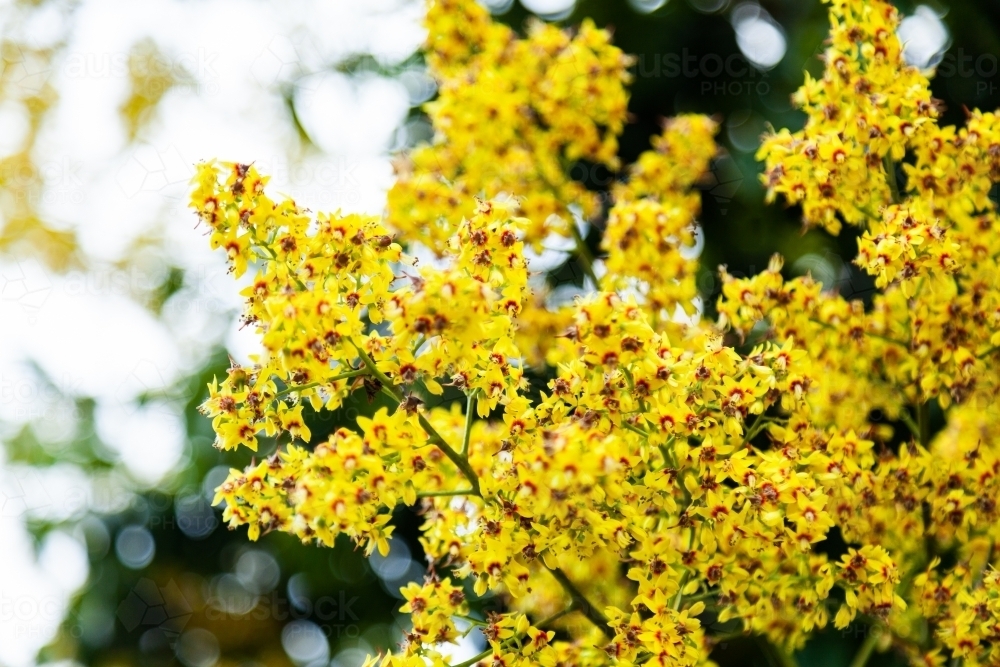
[449,605,578,667]
[547,566,610,634]
[355,343,483,497]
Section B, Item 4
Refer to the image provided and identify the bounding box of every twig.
[546,567,610,634]
[808,317,908,349]
[883,156,901,205]
[673,529,696,610]
[917,401,930,448]
[355,343,482,496]
[462,390,478,457]
[848,625,881,667]
[448,604,579,667]
[756,636,798,667]
[417,488,476,499]
[568,220,600,289]
[274,368,367,398]
[898,409,921,441]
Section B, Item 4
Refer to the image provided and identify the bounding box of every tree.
[190,1,1000,666]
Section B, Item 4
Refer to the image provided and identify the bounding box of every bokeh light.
[898,5,950,69]
[731,3,787,70]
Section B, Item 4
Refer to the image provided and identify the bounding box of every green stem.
[568,220,600,288]
[883,155,900,205]
[977,344,999,360]
[742,414,771,446]
[808,318,909,349]
[536,604,577,627]
[274,368,368,398]
[449,605,578,667]
[709,630,747,645]
[917,401,930,448]
[355,343,482,496]
[418,409,482,497]
[673,529,696,610]
[867,330,910,348]
[454,614,488,627]
[898,409,921,441]
[451,649,490,667]
[547,567,610,635]
[533,164,601,289]
[848,626,881,667]
[757,637,798,667]
[275,382,319,399]
[462,390,478,457]
[621,366,635,392]
[974,538,995,589]
[774,646,799,667]
[683,590,719,604]
[417,488,475,499]
[621,421,649,438]
[658,438,677,470]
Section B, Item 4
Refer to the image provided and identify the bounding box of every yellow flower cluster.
[855,200,960,294]
[387,0,632,250]
[601,116,718,324]
[716,0,1000,663]
[190,0,1000,665]
[193,155,898,659]
[757,0,938,234]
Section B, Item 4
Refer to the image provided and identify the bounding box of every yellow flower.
[190,1,1000,664]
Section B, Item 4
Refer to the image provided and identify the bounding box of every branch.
[741,414,771,446]
[898,409,921,441]
[808,317,909,349]
[448,605,579,667]
[916,401,931,448]
[355,343,482,496]
[450,649,491,667]
[547,566,610,634]
[568,220,600,289]
[274,368,366,398]
[848,625,881,667]
[417,488,476,499]
[883,156,901,205]
[462,390,478,457]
